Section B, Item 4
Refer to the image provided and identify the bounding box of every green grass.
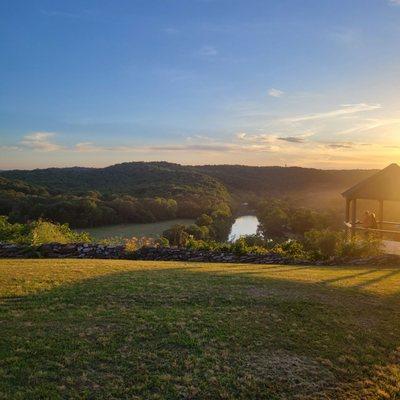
[1,260,400,399]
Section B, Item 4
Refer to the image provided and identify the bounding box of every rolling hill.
[0,162,379,227]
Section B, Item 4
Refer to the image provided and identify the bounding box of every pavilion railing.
[344,221,400,240]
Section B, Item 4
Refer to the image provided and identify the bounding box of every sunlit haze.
[1,0,400,169]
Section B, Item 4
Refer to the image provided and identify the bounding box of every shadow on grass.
[1,263,400,399]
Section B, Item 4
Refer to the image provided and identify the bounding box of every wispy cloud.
[284,103,381,123]
[0,145,20,152]
[326,142,353,149]
[389,0,400,6]
[197,45,218,57]
[336,118,400,135]
[268,88,284,98]
[20,132,63,152]
[278,136,306,143]
[328,28,361,48]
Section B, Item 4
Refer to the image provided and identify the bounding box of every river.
[81,219,195,241]
[228,215,260,241]
[81,215,260,242]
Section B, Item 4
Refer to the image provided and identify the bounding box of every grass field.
[1,260,400,399]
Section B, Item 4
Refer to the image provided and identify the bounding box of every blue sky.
[1,0,400,169]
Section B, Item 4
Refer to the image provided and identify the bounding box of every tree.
[258,207,289,240]
[162,224,190,246]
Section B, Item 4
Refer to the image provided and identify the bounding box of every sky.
[1,0,400,170]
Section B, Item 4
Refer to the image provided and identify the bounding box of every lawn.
[1,260,400,399]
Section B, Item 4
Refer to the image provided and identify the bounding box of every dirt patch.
[243,350,336,399]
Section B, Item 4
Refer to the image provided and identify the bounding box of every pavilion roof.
[342,163,400,201]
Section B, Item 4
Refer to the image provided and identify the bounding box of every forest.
[0,161,377,233]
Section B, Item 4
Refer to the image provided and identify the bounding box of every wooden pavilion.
[342,163,400,238]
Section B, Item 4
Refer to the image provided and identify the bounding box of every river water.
[228,215,260,241]
[82,219,195,240]
[81,215,260,242]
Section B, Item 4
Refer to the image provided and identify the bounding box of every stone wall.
[1,242,400,266]
[0,242,294,264]
[0,243,126,259]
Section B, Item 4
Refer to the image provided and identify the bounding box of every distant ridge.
[0,161,376,198]
[0,162,383,228]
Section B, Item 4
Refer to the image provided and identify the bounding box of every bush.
[303,229,339,260]
[0,216,90,245]
[125,236,156,253]
[185,236,267,255]
[271,240,307,260]
[157,236,170,247]
[303,229,382,260]
[162,224,190,246]
[196,214,213,227]
[29,220,91,245]
[0,216,27,243]
[337,234,382,259]
[239,234,265,247]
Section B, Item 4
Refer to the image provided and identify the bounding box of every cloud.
[236,132,278,144]
[278,136,305,143]
[20,132,63,152]
[326,143,353,149]
[336,118,400,136]
[197,45,218,57]
[0,145,20,151]
[389,0,400,5]
[329,28,361,48]
[74,142,106,152]
[268,88,284,98]
[284,103,381,123]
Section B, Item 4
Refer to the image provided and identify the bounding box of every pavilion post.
[378,200,384,238]
[345,199,351,238]
[351,199,357,238]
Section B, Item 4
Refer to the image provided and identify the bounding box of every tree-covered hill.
[1,162,376,199]
[195,165,376,196]
[0,163,231,228]
[0,162,379,228]
[1,162,228,199]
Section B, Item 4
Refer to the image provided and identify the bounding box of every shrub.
[239,234,265,247]
[125,236,156,253]
[0,216,27,243]
[337,234,382,259]
[303,229,382,260]
[97,236,125,246]
[271,240,307,260]
[0,216,90,245]
[157,236,170,247]
[196,214,213,227]
[162,224,190,246]
[29,220,91,245]
[185,238,217,251]
[303,229,340,260]
[185,224,209,240]
[185,237,267,255]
